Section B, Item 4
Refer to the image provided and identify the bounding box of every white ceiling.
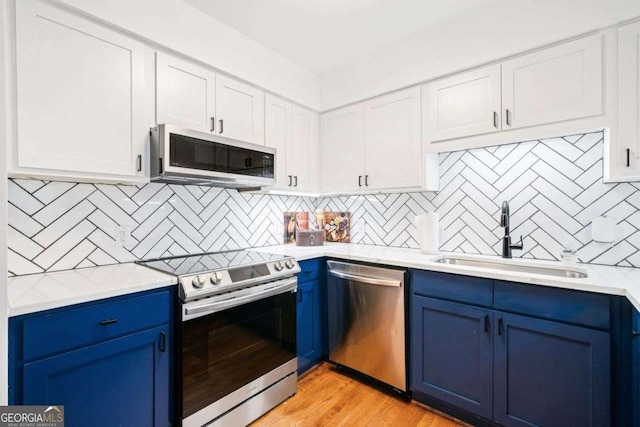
[182,0,503,75]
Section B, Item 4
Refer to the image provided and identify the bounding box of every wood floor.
[252,363,465,427]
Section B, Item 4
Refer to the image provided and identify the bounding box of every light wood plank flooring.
[252,363,464,427]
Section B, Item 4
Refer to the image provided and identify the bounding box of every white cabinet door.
[265,94,292,189]
[423,65,501,142]
[502,34,602,130]
[156,52,216,132]
[216,75,265,145]
[320,104,365,193]
[365,87,422,190]
[15,0,147,180]
[617,21,640,179]
[290,105,319,192]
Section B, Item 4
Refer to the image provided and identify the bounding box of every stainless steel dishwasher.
[326,260,407,392]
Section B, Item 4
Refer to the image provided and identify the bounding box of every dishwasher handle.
[328,270,401,287]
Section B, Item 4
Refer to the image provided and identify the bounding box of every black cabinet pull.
[365,175,369,186]
[497,317,503,335]
[358,175,363,187]
[288,175,292,186]
[210,117,215,132]
[100,319,118,325]
[493,111,498,128]
[136,155,142,172]
[305,270,313,274]
[505,109,512,126]
[633,330,640,337]
[484,315,489,333]
[159,332,166,352]
[219,119,224,134]
[627,148,631,167]
[294,176,298,187]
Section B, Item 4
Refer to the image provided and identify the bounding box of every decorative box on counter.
[296,229,325,246]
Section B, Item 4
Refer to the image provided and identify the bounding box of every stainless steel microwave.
[150,124,276,189]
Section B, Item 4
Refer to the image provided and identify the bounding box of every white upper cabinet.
[364,87,422,189]
[423,65,501,142]
[216,75,265,145]
[320,104,366,193]
[156,52,216,132]
[265,94,292,188]
[14,0,148,183]
[265,94,318,192]
[616,21,640,180]
[289,105,319,191]
[502,34,602,130]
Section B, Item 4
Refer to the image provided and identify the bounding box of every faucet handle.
[511,235,524,251]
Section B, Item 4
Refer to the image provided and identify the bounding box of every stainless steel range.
[140,250,300,427]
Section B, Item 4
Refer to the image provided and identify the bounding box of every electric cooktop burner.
[139,249,299,302]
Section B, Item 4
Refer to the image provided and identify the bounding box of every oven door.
[180,278,297,426]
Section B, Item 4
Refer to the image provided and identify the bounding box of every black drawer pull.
[159,332,166,352]
[99,319,118,325]
[484,315,489,333]
[633,330,640,337]
[497,317,503,336]
[304,270,313,274]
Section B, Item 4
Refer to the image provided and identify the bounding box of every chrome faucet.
[500,201,523,258]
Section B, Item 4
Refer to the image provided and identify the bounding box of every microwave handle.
[183,278,297,318]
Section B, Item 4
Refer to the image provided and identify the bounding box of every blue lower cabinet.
[493,311,610,427]
[10,288,173,427]
[410,295,493,419]
[297,279,322,374]
[410,269,614,426]
[632,309,640,427]
[23,325,170,427]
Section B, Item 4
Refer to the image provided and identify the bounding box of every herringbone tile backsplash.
[8,130,640,275]
[320,131,640,267]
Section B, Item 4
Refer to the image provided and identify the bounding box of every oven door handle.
[183,278,297,318]
[328,270,401,287]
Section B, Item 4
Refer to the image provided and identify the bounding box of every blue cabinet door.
[23,325,170,427]
[632,309,640,427]
[297,279,322,374]
[410,295,494,419]
[494,311,610,427]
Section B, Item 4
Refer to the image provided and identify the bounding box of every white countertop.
[9,243,640,316]
[254,243,640,312]
[7,263,177,317]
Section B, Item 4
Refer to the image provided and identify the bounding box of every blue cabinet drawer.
[494,281,610,330]
[22,290,171,360]
[297,258,323,283]
[411,270,493,307]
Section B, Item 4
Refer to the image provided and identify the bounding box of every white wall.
[319,0,640,111]
[53,0,321,110]
[0,0,9,405]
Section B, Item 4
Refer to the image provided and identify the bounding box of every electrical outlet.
[114,225,131,247]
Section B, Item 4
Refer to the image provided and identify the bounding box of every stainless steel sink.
[434,256,588,279]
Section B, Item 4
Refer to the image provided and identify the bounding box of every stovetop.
[139,249,300,302]
[140,250,288,276]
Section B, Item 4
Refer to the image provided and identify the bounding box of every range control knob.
[210,272,222,285]
[274,261,284,271]
[191,275,205,289]
[284,259,295,269]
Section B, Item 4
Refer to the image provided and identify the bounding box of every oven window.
[181,291,296,419]
[169,133,274,178]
